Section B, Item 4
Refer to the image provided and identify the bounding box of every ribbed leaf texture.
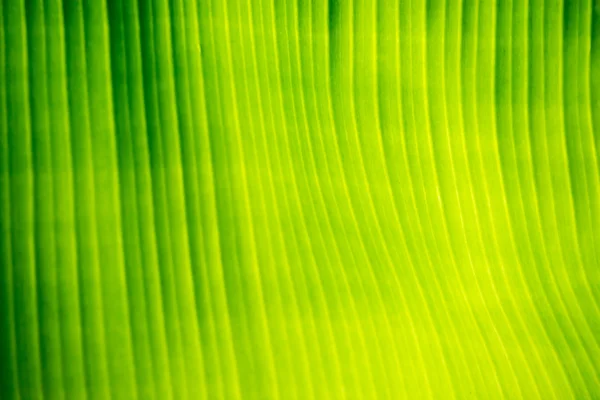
[1,0,600,398]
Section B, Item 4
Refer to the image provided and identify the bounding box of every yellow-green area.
[1,0,600,398]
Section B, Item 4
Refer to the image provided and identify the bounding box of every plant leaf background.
[1,0,600,398]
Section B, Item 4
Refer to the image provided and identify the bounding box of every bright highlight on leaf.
[1,0,600,398]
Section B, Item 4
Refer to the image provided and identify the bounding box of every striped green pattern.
[1,0,600,398]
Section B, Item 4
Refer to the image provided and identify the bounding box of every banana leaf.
[1,0,600,398]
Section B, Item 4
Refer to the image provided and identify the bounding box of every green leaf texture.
[1,0,600,398]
